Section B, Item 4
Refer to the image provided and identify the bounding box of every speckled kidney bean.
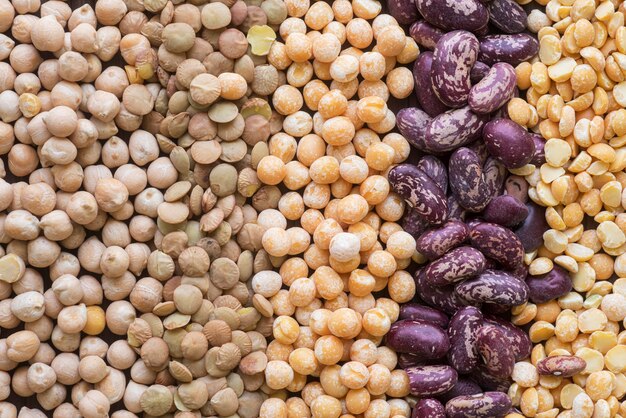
[407,365,458,396]
[482,158,507,200]
[389,164,448,224]
[386,319,450,359]
[536,355,587,377]
[483,316,532,361]
[476,324,515,379]
[449,147,492,212]
[387,0,420,24]
[514,202,549,252]
[505,175,529,204]
[413,52,449,117]
[415,269,469,315]
[445,392,512,418]
[416,220,469,260]
[439,378,483,403]
[425,106,488,152]
[483,195,529,227]
[425,246,487,287]
[472,364,513,392]
[470,61,491,84]
[488,0,527,34]
[469,222,524,269]
[399,353,441,368]
[399,303,449,328]
[447,195,467,221]
[483,118,536,169]
[526,266,573,304]
[455,269,529,307]
[402,207,431,237]
[410,20,445,50]
[415,0,489,32]
[468,64,517,115]
[478,33,539,66]
[413,398,446,418]
[529,133,546,165]
[416,155,448,194]
[447,306,483,374]
[432,31,480,107]
[396,107,432,151]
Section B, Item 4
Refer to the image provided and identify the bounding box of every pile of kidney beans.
[382,0,575,416]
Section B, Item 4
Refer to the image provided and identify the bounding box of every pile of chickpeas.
[504,0,626,417]
[0,0,421,415]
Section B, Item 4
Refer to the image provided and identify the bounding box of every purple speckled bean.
[483,316,532,361]
[425,106,488,152]
[413,52,450,118]
[445,392,512,418]
[415,269,469,314]
[469,63,517,114]
[468,139,490,166]
[399,353,440,368]
[425,246,487,286]
[482,157,507,200]
[416,220,469,260]
[505,175,529,204]
[389,164,448,224]
[387,0,420,24]
[447,195,466,221]
[449,147,492,212]
[509,262,529,281]
[399,303,449,328]
[537,355,587,377]
[396,107,432,151]
[432,31,480,107]
[526,266,573,304]
[416,155,448,194]
[479,33,539,66]
[386,319,450,358]
[415,0,489,32]
[447,306,483,374]
[483,195,529,227]
[438,378,482,403]
[406,365,458,396]
[402,207,431,238]
[514,202,549,252]
[476,324,515,378]
[410,20,445,50]
[472,364,513,392]
[470,222,524,269]
[483,118,536,169]
[470,61,491,84]
[488,0,527,33]
[413,398,446,418]
[530,133,546,165]
[455,269,529,307]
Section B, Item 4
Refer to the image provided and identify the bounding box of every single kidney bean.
[415,0,489,32]
[386,319,450,359]
[468,63,517,115]
[410,20,445,50]
[483,315,532,361]
[396,107,432,151]
[432,31,480,107]
[425,106,488,153]
[472,364,513,392]
[389,164,449,224]
[455,269,529,307]
[416,155,448,194]
[415,269,469,315]
[414,399,446,418]
[424,246,487,287]
[536,355,587,377]
[488,0,527,34]
[406,365,458,396]
[526,266,573,304]
[413,53,449,117]
[479,33,539,66]
[449,147,493,212]
[483,118,536,169]
[476,324,515,379]
[447,306,483,374]
[483,195,529,227]
[399,303,449,328]
[445,392,512,418]
[438,378,482,403]
[514,202,549,252]
[416,220,469,260]
[470,222,524,269]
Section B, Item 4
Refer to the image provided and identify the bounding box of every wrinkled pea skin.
[396,107,432,151]
[414,268,470,314]
[416,220,470,260]
[425,106,488,153]
[406,365,458,396]
[469,63,517,115]
[415,398,446,418]
[476,324,516,379]
[424,246,487,287]
[432,31,480,108]
[478,34,539,66]
[514,202,550,252]
[526,265,573,304]
[387,0,420,24]
[389,164,448,224]
[449,147,492,212]
[447,306,483,374]
[416,155,448,194]
[410,20,445,50]
[445,392,512,418]
[415,0,489,32]
[469,222,524,269]
[483,118,536,169]
[536,355,587,377]
[413,54,450,117]
[386,319,450,359]
[399,303,449,328]
[455,269,530,307]
[483,195,529,227]
[483,315,532,361]
[487,0,527,34]
[472,364,513,392]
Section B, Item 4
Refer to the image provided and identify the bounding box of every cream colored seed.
[597,221,626,249]
[555,255,580,272]
[566,243,595,261]
[579,308,609,333]
[529,257,554,275]
[605,345,626,373]
[582,294,603,309]
[545,138,573,167]
[544,229,569,254]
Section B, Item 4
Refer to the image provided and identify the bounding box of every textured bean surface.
[415,0,489,32]
[447,306,483,374]
[536,355,587,377]
[406,365,459,396]
[445,392,513,418]
[476,324,516,378]
[470,222,524,269]
[424,106,488,152]
[425,246,487,286]
[416,220,470,260]
[478,34,539,66]
[449,147,492,212]
[455,269,530,306]
[413,52,449,117]
[386,319,450,358]
[389,164,448,224]
[469,63,517,115]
